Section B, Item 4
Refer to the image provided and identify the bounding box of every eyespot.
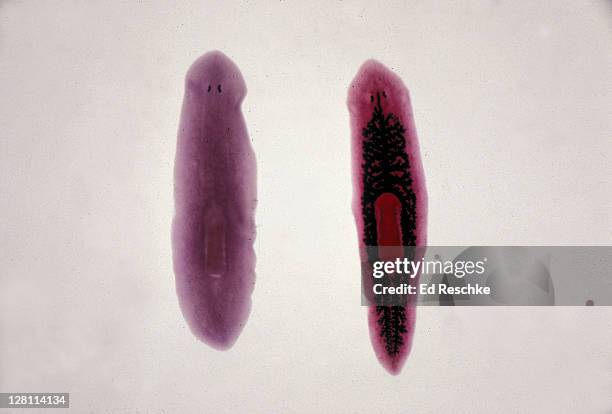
[207,84,211,93]
[370,95,374,103]
[217,84,222,93]
[382,91,387,99]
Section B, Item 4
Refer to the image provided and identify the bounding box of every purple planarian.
[172,51,257,350]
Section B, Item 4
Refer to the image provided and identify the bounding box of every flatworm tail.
[348,60,427,374]
[172,51,257,350]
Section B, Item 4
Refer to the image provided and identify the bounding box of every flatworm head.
[184,50,246,111]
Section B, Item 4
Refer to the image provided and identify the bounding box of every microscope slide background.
[1,1,611,412]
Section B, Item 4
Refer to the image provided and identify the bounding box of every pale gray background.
[1,1,612,413]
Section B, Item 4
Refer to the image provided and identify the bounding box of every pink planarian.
[348,60,427,374]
